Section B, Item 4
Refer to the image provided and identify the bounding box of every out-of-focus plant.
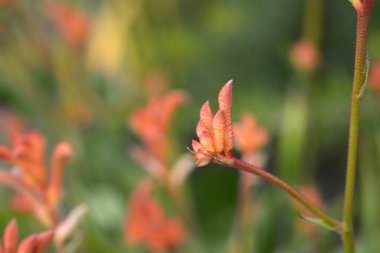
[0,130,73,227]
[229,113,268,252]
[124,180,184,252]
[290,40,321,74]
[0,219,54,253]
[127,86,198,253]
[130,90,188,167]
[44,2,91,48]
[129,90,195,220]
[0,119,87,253]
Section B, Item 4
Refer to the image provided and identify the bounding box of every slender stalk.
[342,2,372,252]
[303,0,323,46]
[212,155,343,231]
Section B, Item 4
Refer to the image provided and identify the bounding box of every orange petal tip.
[218,80,233,106]
[199,101,213,129]
[4,219,18,252]
[212,110,225,153]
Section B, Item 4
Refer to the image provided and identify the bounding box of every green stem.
[342,2,372,252]
[213,155,343,231]
[303,0,323,46]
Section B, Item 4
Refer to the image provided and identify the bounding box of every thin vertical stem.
[303,0,323,46]
[342,2,372,252]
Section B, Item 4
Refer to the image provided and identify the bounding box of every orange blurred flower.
[125,180,184,252]
[44,2,90,47]
[130,91,188,163]
[234,113,268,155]
[0,219,53,253]
[290,40,320,72]
[192,80,234,166]
[368,60,380,95]
[0,131,73,227]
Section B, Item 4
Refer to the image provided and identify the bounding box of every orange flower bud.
[47,142,74,208]
[191,140,211,167]
[212,110,225,153]
[125,180,185,251]
[290,40,320,72]
[218,80,234,155]
[130,90,188,163]
[234,113,268,155]
[191,80,235,166]
[196,121,215,152]
[200,101,214,134]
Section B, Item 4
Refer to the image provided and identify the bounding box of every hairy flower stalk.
[191,81,342,232]
[343,1,373,252]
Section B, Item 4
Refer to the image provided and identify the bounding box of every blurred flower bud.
[290,40,320,73]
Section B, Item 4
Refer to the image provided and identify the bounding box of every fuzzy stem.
[342,2,372,252]
[212,155,343,231]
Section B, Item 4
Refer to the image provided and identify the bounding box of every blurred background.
[0,0,380,252]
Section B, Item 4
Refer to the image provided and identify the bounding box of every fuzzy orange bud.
[199,101,214,134]
[191,80,236,166]
[196,121,215,152]
[212,110,225,153]
[290,40,320,72]
[218,80,234,155]
[191,140,211,167]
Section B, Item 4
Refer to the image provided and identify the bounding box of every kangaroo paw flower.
[191,80,234,166]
